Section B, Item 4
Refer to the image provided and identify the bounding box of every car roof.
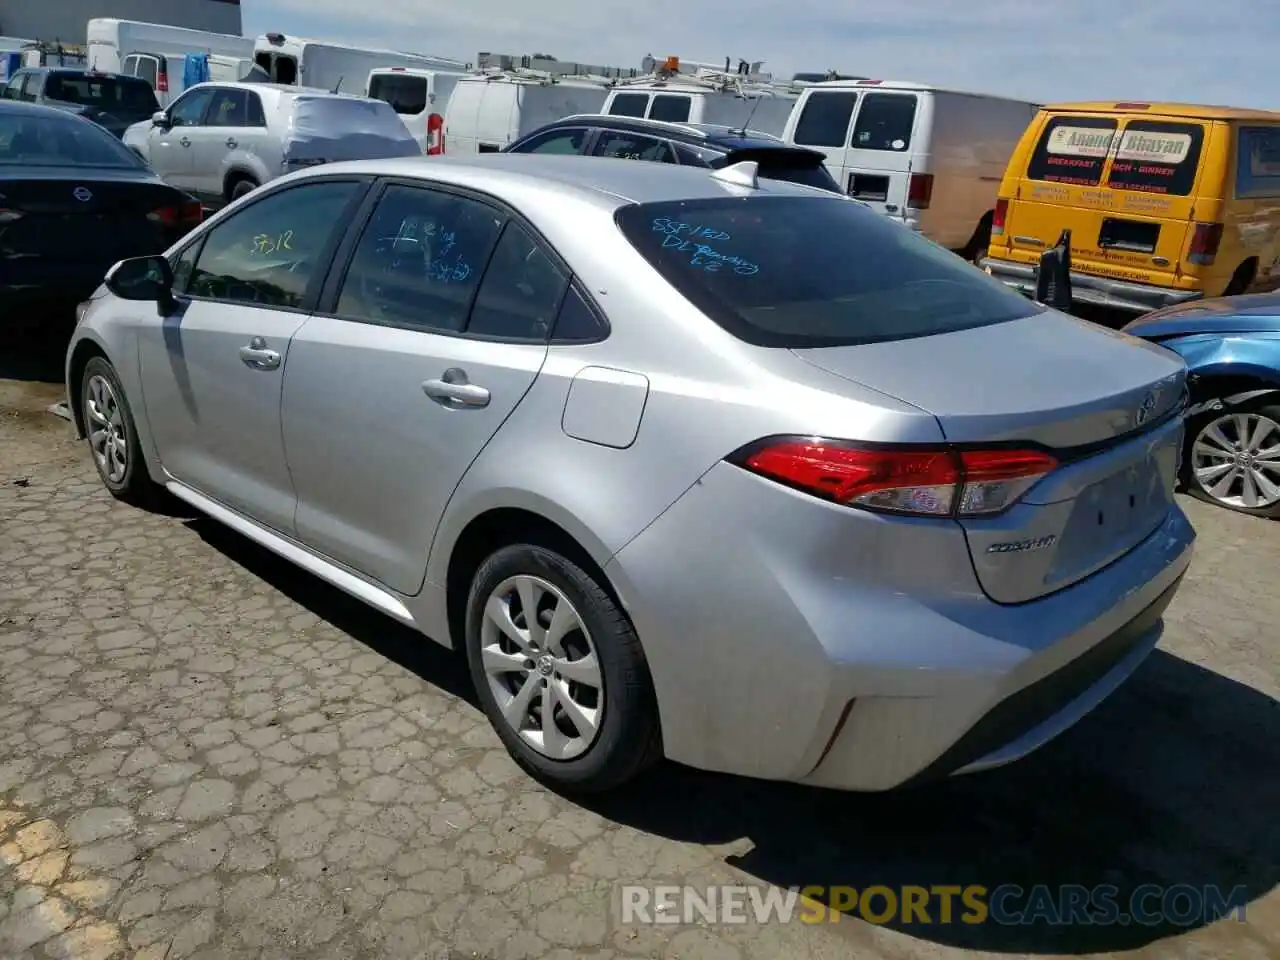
[531,115,805,152]
[309,153,834,208]
[183,81,372,101]
[17,67,136,80]
[0,99,91,119]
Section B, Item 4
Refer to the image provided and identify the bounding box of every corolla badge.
[1135,389,1159,426]
[986,534,1057,554]
[73,186,93,202]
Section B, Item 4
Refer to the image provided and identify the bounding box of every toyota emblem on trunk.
[1135,390,1158,426]
[73,187,93,202]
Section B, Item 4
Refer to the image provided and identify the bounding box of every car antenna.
[734,61,766,136]
[330,75,343,94]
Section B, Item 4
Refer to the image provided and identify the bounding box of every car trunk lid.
[790,312,1187,603]
[0,170,191,267]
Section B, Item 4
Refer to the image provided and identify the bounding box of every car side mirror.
[152,110,170,127]
[106,255,174,306]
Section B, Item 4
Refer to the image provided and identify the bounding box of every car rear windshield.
[0,109,143,167]
[1026,115,1116,187]
[368,73,427,115]
[291,96,415,141]
[615,196,1042,347]
[45,72,158,113]
[1105,121,1204,196]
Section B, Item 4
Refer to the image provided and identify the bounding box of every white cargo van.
[601,81,796,138]
[782,79,1038,257]
[87,19,255,106]
[365,66,466,154]
[442,74,615,154]
[253,33,468,96]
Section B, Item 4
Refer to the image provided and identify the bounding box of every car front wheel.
[464,543,661,792]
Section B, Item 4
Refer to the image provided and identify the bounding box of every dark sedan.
[1,100,202,323]
[504,115,843,193]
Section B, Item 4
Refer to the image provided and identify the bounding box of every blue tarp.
[182,53,210,89]
[1,52,21,82]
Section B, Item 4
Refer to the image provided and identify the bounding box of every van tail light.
[1188,221,1224,266]
[907,173,933,210]
[156,70,168,94]
[992,198,1009,237]
[426,112,444,155]
[147,200,203,230]
[728,438,1058,518]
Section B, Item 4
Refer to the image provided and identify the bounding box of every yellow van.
[980,101,1280,313]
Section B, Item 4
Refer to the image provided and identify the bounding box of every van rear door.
[841,89,924,220]
[1004,112,1208,287]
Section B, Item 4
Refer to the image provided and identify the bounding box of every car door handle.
[179,136,191,147]
[225,138,237,148]
[239,337,280,371]
[423,371,489,408]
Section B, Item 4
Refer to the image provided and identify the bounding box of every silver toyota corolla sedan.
[65,154,1195,794]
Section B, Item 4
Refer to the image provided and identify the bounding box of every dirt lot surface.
[1,330,1276,960]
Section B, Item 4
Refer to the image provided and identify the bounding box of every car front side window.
[186,180,362,308]
[168,88,214,127]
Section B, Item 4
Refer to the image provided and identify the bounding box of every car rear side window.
[467,222,569,340]
[650,94,691,123]
[615,196,1041,348]
[368,73,427,115]
[335,184,505,332]
[850,93,916,151]
[1026,116,1116,187]
[551,285,608,342]
[608,93,648,118]
[1235,126,1280,199]
[187,180,360,308]
[595,131,675,163]
[793,91,857,147]
[1105,121,1204,196]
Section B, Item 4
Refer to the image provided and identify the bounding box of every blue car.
[1125,293,1280,518]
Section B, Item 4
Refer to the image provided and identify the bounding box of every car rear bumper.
[979,256,1204,314]
[1,263,115,319]
[606,460,1195,791]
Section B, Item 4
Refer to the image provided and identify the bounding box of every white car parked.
[123,81,420,209]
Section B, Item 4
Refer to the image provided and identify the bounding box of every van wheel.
[1223,260,1256,297]
[1182,397,1280,518]
[228,177,258,202]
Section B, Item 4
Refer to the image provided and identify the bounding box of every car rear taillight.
[147,200,203,230]
[907,173,933,210]
[1187,221,1224,266]
[992,198,1009,237]
[156,71,168,94]
[729,438,1058,518]
[426,112,444,155]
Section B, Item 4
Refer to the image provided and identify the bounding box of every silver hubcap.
[1192,412,1280,509]
[480,575,603,760]
[85,374,128,484]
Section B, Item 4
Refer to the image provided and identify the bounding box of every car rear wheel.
[80,356,159,507]
[1183,399,1280,517]
[229,177,258,202]
[464,543,661,792]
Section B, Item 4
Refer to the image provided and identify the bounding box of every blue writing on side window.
[659,232,759,276]
[429,256,471,283]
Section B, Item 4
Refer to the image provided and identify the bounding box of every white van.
[87,19,255,106]
[253,33,468,96]
[442,74,615,154]
[782,79,1039,256]
[365,66,466,154]
[601,79,797,138]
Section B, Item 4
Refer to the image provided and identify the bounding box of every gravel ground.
[1,330,1276,960]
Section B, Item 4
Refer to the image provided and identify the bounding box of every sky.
[243,0,1278,109]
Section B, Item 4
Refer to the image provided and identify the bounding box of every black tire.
[1181,398,1280,518]
[1222,261,1256,297]
[79,356,160,507]
[463,543,662,793]
[229,177,258,202]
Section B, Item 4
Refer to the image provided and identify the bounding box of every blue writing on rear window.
[651,218,759,275]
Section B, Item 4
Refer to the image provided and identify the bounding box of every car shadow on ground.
[188,517,476,705]
[181,464,1275,955]
[585,651,1278,954]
